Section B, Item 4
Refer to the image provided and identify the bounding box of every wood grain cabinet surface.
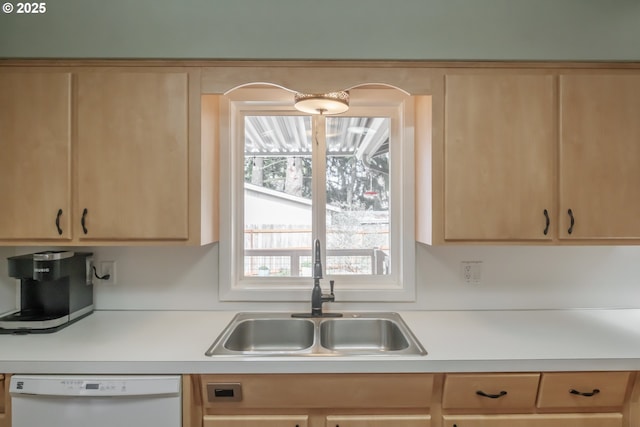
[442,373,541,410]
[558,74,640,241]
[192,372,639,427]
[76,70,190,241]
[418,68,640,245]
[0,374,8,427]
[197,374,433,427]
[326,414,431,427]
[204,415,309,427]
[442,413,623,427]
[201,374,434,410]
[440,371,633,427]
[0,374,4,413]
[0,67,217,245]
[442,73,555,242]
[0,71,73,240]
[536,371,632,409]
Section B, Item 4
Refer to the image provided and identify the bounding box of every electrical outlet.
[461,261,482,284]
[99,261,117,285]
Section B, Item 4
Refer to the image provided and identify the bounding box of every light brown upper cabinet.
[0,67,217,245]
[419,68,640,245]
[558,74,640,240]
[76,71,190,241]
[0,72,72,240]
[442,73,556,242]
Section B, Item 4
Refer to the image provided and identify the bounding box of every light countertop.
[1,309,640,374]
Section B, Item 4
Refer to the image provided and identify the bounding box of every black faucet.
[292,239,342,318]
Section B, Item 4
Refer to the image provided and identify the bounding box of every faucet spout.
[292,239,342,318]
[312,238,323,279]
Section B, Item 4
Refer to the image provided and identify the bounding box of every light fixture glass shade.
[294,91,349,115]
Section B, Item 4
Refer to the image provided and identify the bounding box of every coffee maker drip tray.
[0,305,93,333]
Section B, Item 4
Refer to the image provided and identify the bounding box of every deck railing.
[244,247,389,276]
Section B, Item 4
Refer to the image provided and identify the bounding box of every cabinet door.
[443,413,622,427]
[444,74,555,241]
[204,415,308,427]
[76,71,189,240]
[326,414,430,427]
[0,72,72,240]
[559,74,640,240]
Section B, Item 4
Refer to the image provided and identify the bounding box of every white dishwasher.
[10,375,181,427]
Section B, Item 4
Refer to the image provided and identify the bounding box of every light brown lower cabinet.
[203,414,431,427]
[204,415,309,427]
[196,374,433,427]
[326,414,431,427]
[441,372,633,427]
[191,371,639,427]
[0,374,8,427]
[442,413,622,427]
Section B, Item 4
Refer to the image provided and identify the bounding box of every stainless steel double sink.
[205,312,427,356]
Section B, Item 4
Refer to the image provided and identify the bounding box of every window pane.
[325,117,391,275]
[243,115,313,277]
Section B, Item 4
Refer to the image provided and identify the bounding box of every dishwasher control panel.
[10,375,181,397]
[60,379,129,393]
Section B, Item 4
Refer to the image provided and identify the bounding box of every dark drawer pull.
[543,209,550,235]
[55,209,63,235]
[81,208,88,234]
[570,388,600,397]
[567,208,575,234]
[476,390,508,399]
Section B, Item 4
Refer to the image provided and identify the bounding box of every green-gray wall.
[1,0,639,60]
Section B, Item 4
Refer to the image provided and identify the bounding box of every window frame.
[218,87,416,302]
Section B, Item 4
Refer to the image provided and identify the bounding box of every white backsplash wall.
[89,246,219,310]
[80,244,640,311]
[2,244,640,311]
[0,247,17,315]
[416,244,640,310]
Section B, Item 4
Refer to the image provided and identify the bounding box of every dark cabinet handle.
[476,390,508,399]
[55,209,63,235]
[567,209,575,234]
[570,388,600,397]
[543,209,550,235]
[81,208,88,234]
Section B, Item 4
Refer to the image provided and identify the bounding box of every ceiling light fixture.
[294,91,349,115]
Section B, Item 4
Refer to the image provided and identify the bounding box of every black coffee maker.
[0,251,94,333]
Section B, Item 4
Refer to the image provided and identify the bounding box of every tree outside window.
[243,114,390,278]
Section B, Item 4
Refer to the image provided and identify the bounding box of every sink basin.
[205,312,427,356]
[320,318,410,352]
[224,318,315,352]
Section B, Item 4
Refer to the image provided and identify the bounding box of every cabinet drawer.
[204,415,308,427]
[442,374,540,409]
[537,372,631,409]
[326,414,430,427]
[443,413,622,427]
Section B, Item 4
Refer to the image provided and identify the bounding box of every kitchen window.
[219,87,416,302]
